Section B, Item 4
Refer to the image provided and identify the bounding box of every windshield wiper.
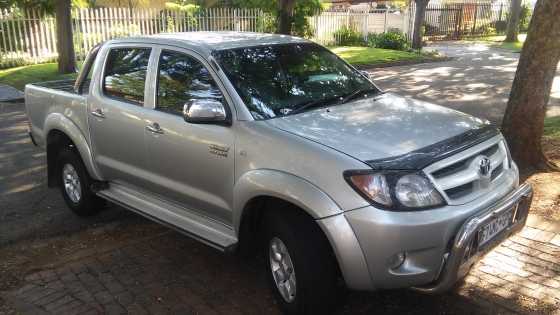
[285,95,342,116]
[339,87,380,105]
[281,87,380,117]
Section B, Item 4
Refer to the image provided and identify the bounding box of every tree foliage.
[232,0,322,36]
[519,2,532,32]
[165,1,200,13]
[0,0,53,12]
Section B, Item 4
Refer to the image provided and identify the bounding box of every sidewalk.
[0,85,23,102]
[2,214,559,314]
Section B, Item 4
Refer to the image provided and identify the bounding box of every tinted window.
[214,43,378,120]
[103,48,151,105]
[157,50,223,115]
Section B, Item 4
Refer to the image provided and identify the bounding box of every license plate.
[478,209,514,247]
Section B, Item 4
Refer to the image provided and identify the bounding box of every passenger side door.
[88,46,154,188]
[142,49,235,225]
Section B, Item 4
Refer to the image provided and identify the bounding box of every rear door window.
[103,47,151,105]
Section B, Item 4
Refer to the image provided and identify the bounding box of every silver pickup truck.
[25,32,533,314]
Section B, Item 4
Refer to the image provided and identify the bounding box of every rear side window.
[103,47,151,105]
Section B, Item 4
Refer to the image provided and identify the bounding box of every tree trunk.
[277,0,296,35]
[501,0,560,171]
[412,0,429,49]
[505,0,522,42]
[55,0,76,74]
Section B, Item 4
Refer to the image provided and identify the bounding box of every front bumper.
[413,182,533,293]
[320,180,532,292]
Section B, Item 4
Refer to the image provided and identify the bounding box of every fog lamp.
[388,252,406,270]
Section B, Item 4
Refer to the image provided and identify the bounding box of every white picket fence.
[0,7,269,68]
[309,9,412,46]
[0,7,413,69]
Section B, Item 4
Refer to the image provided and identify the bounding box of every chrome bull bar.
[412,182,533,294]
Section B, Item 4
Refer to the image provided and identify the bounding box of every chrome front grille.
[424,135,511,205]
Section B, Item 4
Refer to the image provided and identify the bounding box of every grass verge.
[464,34,527,52]
[0,63,78,90]
[331,46,440,67]
[544,116,560,139]
[543,116,560,164]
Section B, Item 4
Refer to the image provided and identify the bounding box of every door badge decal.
[209,144,230,157]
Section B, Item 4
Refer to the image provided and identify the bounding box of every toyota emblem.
[478,156,492,178]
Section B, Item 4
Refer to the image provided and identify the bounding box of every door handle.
[90,108,105,118]
[146,122,164,134]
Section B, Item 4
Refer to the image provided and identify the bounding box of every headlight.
[395,174,443,208]
[346,172,393,207]
[344,171,445,210]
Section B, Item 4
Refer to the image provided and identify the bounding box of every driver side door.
[141,48,235,225]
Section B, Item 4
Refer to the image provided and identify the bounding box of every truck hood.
[265,93,486,162]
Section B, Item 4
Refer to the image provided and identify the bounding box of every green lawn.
[0,63,78,90]
[0,47,432,90]
[465,34,527,52]
[544,116,560,139]
[331,46,430,66]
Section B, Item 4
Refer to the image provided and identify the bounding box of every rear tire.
[57,148,104,216]
[263,209,340,315]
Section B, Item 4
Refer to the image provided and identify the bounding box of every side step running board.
[96,183,237,252]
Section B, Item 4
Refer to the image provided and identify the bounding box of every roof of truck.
[108,32,309,55]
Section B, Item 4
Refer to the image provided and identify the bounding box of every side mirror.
[360,70,371,79]
[183,99,228,124]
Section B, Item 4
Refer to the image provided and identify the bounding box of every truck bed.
[25,79,91,149]
[32,79,90,94]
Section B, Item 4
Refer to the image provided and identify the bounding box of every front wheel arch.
[237,196,340,272]
[260,203,343,313]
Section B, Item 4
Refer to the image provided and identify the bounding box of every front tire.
[58,148,104,216]
[263,209,340,314]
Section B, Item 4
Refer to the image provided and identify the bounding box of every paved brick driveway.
[2,216,560,314]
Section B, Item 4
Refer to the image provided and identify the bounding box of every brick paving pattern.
[2,215,559,315]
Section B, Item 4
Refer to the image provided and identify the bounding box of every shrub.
[475,24,497,36]
[366,30,409,51]
[495,20,508,33]
[519,3,532,32]
[333,27,365,46]
[366,33,379,47]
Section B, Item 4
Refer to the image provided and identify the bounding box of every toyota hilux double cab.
[25,32,533,314]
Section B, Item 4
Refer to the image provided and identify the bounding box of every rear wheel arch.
[46,129,78,187]
[43,113,103,185]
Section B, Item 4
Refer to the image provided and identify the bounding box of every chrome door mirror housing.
[183,99,229,125]
[360,70,371,79]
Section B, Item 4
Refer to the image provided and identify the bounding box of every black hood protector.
[366,125,500,170]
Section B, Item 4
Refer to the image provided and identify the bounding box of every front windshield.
[213,43,379,120]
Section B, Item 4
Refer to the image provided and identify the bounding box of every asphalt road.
[368,41,560,123]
